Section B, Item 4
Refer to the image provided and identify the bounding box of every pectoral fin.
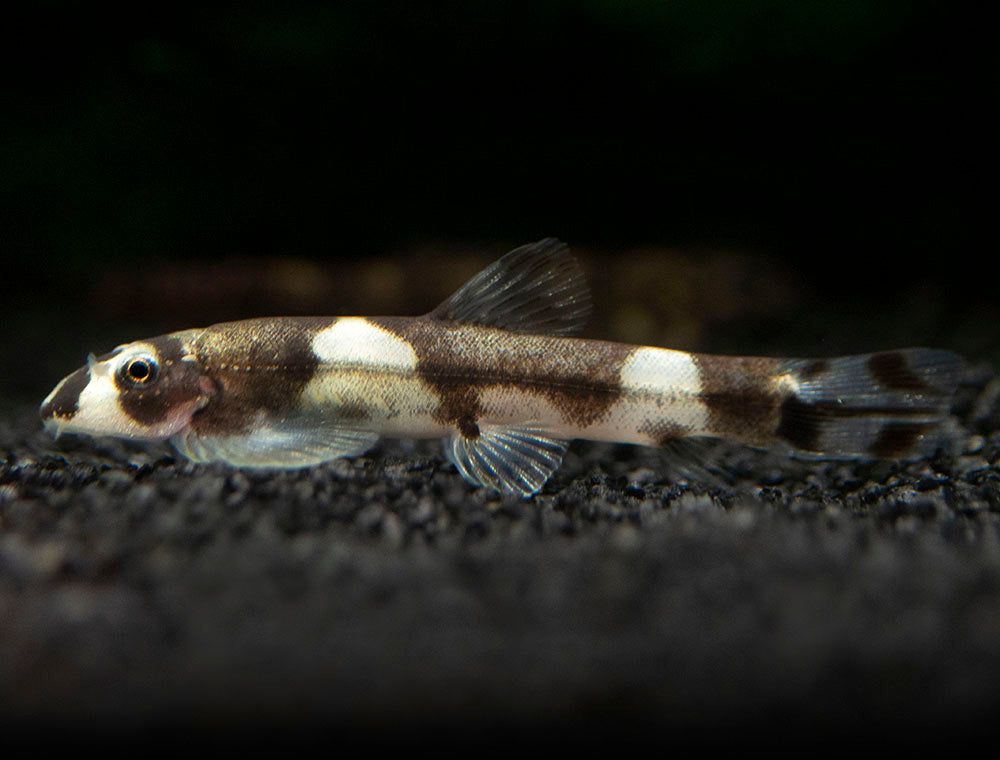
[171,420,378,469]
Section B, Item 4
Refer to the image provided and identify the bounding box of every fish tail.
[774,348,965,459]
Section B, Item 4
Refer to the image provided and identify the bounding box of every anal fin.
[444,422,569,497]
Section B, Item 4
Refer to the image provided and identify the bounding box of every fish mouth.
[41,415,66,440]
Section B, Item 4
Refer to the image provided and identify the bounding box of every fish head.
[40,332,212,441]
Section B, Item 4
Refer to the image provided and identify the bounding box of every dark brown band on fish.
[529,338,632,427]
[370,317,485,433]
[188,317,332,436]
[798,360,830,380]
[371,317,631,434]
[117,335,202,426]
[775,396,823,452]
[692,354,783,445]
[869,423,933,459]
[777,396,940,455]
[457,416,480,439]
[866,351,929,391]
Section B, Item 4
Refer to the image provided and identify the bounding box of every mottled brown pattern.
[189,317,333,436]
[867,351,928,391]
[369,316,487,434]
[336,401,374,422]
[637,418,691,448]
[692,354,783,444]
[117,336,204,426]
[370,317,631,436]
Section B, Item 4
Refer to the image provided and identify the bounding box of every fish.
[40,239,965,496]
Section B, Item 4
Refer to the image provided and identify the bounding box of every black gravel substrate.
[3,363,1000,744]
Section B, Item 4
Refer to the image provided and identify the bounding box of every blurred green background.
[2,1,995,408]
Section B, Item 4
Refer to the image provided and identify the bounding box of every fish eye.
[118,355,159,388]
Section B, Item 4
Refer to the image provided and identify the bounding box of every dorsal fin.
[427,238,592,337]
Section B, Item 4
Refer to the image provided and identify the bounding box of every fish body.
[41,240,965,495]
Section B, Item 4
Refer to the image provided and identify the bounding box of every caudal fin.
[775,349,965,460]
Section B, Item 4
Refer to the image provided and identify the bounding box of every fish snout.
[40,366,91,425]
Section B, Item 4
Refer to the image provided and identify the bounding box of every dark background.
[4,1,991,263]
[2,1,995,409]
